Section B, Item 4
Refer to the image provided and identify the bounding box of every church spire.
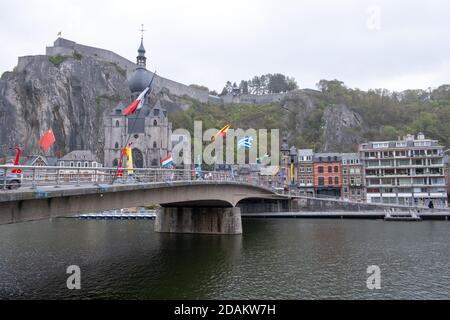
[136,24,147,67]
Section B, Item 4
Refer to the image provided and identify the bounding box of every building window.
[318,177,325,186]
[318,166,324,173]
[334,166,339,173]
[153,141,157,148]
[153,120,158,126]
[328,177,333,185]
[328,166,332,173]
[70,161,74,167]
[84,162,89,168]
[59,162,64,167]
[115,142,119,149]
[307,167,312,172]
[335,177,339,185]
[77,162,82,167]
[112,159,119,166]
[115,120,120,127]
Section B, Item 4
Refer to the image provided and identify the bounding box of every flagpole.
[111,71,157,185]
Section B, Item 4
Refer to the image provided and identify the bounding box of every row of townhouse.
[285,133,448,207]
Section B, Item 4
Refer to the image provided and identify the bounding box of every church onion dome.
[127,37,151,93]
[127,68,152,93]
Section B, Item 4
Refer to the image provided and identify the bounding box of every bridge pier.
[155,207,242,235]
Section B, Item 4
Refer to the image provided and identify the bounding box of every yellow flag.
[124,146,134,174]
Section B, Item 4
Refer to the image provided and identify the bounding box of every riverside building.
[297,149,315,196]
[359,133,447,207]
[341,153,365,202]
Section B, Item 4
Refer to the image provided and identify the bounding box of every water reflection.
[0,218,449,299]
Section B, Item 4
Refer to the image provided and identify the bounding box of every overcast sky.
[1,0,449,92]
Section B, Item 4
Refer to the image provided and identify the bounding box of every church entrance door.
[132,148,144,168]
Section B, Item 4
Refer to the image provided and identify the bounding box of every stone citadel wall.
[44,38,210,103]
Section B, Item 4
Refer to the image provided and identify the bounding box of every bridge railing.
[0,165,285,192]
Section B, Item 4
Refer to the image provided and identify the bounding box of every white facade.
[360,133,447,207]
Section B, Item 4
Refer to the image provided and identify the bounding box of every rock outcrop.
[0,39,368,159]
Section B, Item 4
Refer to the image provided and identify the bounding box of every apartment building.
[313,153,342,198]
[445,155,450,203]
[359,133,447,207]
[341,153,365,202]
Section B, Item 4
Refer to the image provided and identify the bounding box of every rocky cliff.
[0,52,371,158]
[0,54,131,159]
[3,41,447,160]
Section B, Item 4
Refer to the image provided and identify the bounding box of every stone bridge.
[0,179,284,234]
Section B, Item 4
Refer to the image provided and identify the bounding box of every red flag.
[39,129,56,153]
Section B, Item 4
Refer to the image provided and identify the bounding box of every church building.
[104,35,172,168]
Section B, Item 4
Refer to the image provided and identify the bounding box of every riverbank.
[241,211,450,220]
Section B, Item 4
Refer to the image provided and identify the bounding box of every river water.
[0,218,449,299]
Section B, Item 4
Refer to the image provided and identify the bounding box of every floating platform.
[384,210,422,222]
[77,210,156,220]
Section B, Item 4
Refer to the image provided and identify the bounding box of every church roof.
[127,68,153,93]
[60,150,99,162]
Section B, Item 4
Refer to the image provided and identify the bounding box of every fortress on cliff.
[39,37,287,106]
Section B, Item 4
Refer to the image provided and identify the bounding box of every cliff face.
[0,47,369,160]
[0,54,133,159]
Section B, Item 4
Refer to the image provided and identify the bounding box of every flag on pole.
[39,129,56,153]
[123,144,134,174]
[122,85,151,116]
[238,136,254,149]
[161,154,174,168]
[216,124,231,137]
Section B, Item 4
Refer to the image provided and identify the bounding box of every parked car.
[0,172,21,190]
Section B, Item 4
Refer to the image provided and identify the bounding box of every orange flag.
[216,124,231,137]
[39,129,56,153]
